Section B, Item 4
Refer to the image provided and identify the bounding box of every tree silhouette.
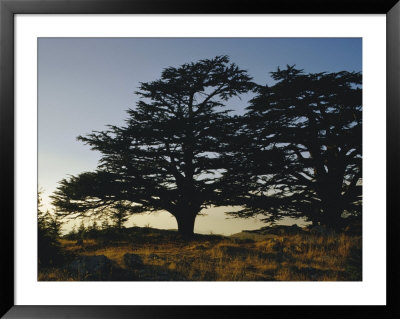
[51,56,253,238]
[38,190,63,267]
[224,66,362,230]
[110,202,130,230]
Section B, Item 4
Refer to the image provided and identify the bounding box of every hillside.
[38,225,362,281]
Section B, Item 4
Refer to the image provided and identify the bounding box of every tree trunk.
[175,212,197,239]
[319,184,344,231]
[322,204,343,231]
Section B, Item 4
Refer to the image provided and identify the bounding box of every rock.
[67,255,114,280]
[124,253,143,268]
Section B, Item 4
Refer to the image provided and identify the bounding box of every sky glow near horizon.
[38,37,362,235]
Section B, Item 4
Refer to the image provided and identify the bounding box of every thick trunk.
[175,212,197,239]
[321,204,343,230]
[318,179,344,230]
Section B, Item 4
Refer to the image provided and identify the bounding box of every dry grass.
[39,228,361,281]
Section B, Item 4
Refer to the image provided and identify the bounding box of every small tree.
[101,219,110,231]
[52,56,253,238]
[65,225,78,240]
[47,212,62,239]
[90,220,99,231]
[77,220,86,239]
[38,191,63,267]
[224,66,362,230]
[87,220,99,239]
[110,203,129,230]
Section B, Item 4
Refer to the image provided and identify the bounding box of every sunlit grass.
[39,228,361,281]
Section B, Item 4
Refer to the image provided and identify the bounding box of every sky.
[38,37,362,235]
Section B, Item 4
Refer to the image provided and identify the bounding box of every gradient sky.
[38,38,362,235]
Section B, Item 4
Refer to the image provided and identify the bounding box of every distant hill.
[42,223,361,281]
[230,220,362,240]
[230,224,306,240]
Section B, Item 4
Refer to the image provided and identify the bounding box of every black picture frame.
[1,0,398,318]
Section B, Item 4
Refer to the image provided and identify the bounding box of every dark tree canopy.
[223,66,362,229]
[52,56,253,238]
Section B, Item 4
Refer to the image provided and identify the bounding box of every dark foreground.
[38,225,362,281]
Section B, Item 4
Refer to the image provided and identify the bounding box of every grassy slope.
[38,226,362,281]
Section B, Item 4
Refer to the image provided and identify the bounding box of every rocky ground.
[38,225,362,281]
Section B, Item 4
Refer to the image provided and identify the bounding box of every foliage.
[50,58,362,234]
[110,203,130,230]
[63,225,78,240]
[223,65,362,229]
[38,191,64,267]
[51,56,254,238]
